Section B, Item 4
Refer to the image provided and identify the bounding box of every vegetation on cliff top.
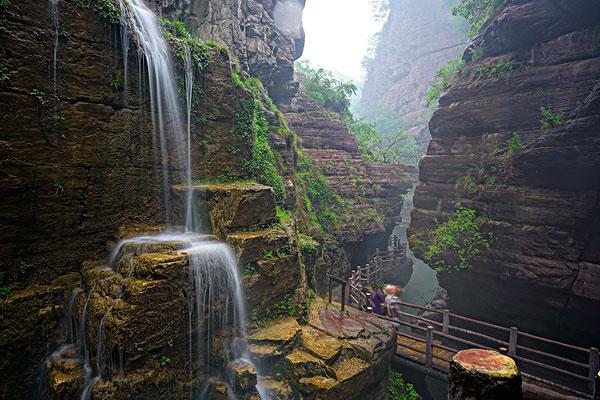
[295,60,357,116]
[424,208,492,273]
[452,0,506,38]
[296,61,420,165]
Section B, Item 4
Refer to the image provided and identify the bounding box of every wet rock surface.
[283,93,416,287]
[248,298,397,400]
[409,0,600,342]
[359,0,467,149]
[448,349,522,400]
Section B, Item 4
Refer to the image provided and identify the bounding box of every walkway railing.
[377,301,599,399]
[330,238,599,400]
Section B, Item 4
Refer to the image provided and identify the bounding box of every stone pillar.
[595,371,600,400]
[448,349,522,400]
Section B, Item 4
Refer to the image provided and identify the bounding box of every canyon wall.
[0,0,306,397]
[409,0,600,342]
[358,0,467,149]
[165,0,305,103]
[284,93,416,288]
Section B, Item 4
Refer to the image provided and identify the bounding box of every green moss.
[232,74,286,202]
[294,156,347,233]
[160,18,226,70]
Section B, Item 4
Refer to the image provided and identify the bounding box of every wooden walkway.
[328,240,600,400]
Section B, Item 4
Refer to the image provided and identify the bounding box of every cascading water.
[187,242,251,396]
[118,0,129,102]
[44,0,264,398]
[184,46,197,233]
[49,0,60,94]
[126,0,192,225]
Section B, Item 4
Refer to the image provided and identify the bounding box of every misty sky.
[298,0,384,82]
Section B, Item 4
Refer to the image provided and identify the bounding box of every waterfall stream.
[49,0,59,94]
[46,0,262,398]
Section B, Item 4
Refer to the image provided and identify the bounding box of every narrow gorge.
[0,0,599,400]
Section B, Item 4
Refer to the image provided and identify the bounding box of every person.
[369,287,386,315]
[384,285,402,319]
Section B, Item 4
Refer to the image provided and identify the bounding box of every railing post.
[508,327,518,357]
[443,310,450,335]
[589,347,599,397]
[375,248,380,283]
[426,325,434,369]
[341,281,346,314]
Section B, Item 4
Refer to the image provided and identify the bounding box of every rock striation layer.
[409,0,600,342]
[165,0,305,103]
[284,93,416,285]
[358,0,467,149]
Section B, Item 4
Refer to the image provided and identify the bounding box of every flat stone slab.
[299,376,340,395]
[301,326,343,363]
[248,317,301,344]
[335,357,369,382]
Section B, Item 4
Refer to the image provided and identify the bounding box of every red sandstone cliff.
[409,0,600,341]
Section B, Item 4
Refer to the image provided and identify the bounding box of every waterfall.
[187,241,254,398]
[127,0,190,226]
[49,0,59,94]
[184,46,197,232]
[118,0,129,102]
[80,296,93,400]
[45,0,264,397]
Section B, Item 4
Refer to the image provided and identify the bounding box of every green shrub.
[540,106,567,131]
[95,0,121,24]
[0,0,10,8]
[452,0,506,38]
[242,263,257,277]
[424,208,492,272]
[388,372,421,400]
[251,293,297,327]
[111,76,124,91]
[455,175,478,195]
[346,117,420,165]
[505,132,523,155]
[0,271,14,299]
[276,206,293,224]
[294,60,357,115]
[475,59,519,78]
[0,67,11,86]
[427,58,466,106]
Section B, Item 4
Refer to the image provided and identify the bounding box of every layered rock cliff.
[358,0,467,149]
[164,0,305,102]
[0,0,404,398]
[283,92,416,288]
[409,0,600,342]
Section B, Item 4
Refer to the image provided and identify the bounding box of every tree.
[295,60,357,116]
